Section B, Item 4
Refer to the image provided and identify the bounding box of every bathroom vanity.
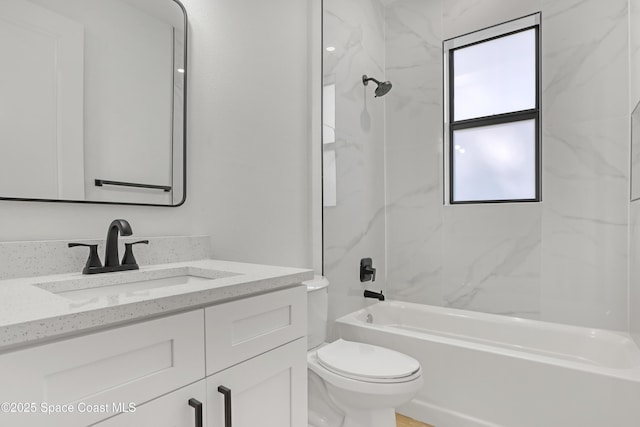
[0,257,312,427]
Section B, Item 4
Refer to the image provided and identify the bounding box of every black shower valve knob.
[360,257,377,282]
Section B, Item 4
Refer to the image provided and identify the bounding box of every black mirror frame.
[0,0,188,208]
[632,100,640,202]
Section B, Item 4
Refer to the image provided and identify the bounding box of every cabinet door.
[0,310,205,427]
[95,380,207,427]
[206,338,307,427]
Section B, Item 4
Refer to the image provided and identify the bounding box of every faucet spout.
[364,289,385,301]
[104,219,133,267]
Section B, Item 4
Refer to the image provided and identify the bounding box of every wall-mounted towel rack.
[94,179,172,192]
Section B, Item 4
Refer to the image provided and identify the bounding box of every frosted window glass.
[453,29,536,121]
[452,120,536,202]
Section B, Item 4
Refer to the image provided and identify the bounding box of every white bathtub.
[336,301,640,427]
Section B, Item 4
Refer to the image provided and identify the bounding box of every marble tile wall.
[540,0,629,330]
[381,0,630,330]
[442,0,542,40]
[385,0,443,306]
[632,0,640,112]
[326,0,632,331]
[441,204,542,318]
[540,118,629,329]
[630,201,640,344]
[630,0,640,345]
[384,0,547,320]
[323,0,387,339]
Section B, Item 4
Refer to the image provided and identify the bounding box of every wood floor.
[396,413,434,427]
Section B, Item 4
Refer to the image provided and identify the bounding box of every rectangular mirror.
[0,0,187,206]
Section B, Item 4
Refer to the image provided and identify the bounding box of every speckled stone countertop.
[0,259,313,352]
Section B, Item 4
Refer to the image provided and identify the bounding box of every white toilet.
[305,276,423,427]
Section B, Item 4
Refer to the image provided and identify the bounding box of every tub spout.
[364,290,385,301]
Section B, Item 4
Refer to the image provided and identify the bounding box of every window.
[444,14,540,204]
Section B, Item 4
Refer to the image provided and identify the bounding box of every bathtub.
[336,301,640,427]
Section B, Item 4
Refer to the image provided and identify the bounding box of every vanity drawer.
[0,310,205,427]
[205,285,306,375]
[94,380,207,427]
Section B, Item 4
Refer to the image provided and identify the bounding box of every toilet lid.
[316,339,420,381]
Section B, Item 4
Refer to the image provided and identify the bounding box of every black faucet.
[69,219,148,274]
[105,219,133,267]
[364,290,385,301]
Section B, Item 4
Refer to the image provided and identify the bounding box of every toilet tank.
[304,276,329,350]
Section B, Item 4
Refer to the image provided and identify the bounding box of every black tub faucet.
[364,290,385,301]
[105,219,133,267]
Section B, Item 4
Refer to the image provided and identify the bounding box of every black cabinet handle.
[218,386,232,427]
[188,398,203,427]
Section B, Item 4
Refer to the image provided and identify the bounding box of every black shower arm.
[362,75,381,86]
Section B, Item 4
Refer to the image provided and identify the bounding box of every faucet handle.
[122,240,149,267]
[68,243,103,274]
[368,266,377,282]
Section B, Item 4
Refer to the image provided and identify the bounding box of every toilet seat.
[316,339,421,384]
[308,348,423,397]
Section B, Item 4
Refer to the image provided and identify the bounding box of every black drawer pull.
[218,385,232,427]
[188,398,203,427]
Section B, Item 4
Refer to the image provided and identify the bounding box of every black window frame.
[445,17,541,205]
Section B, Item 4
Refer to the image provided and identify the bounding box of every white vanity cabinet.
[0,285,306,427]
[204,286,307,427]
[206,338,307,427]
[0,310,205,427]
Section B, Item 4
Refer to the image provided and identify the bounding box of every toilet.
[305,276,423,427]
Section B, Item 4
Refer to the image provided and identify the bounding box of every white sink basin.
[54,274,213,301]
[34,267,240,301]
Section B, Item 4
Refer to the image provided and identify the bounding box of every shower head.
[375,81,393,97]
[362,74,392,97]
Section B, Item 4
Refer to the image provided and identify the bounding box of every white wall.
[0,0,314,271]
[201,0,313,267]
[384,0,444,307]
